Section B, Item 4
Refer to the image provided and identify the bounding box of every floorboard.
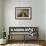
[0,40,46,46]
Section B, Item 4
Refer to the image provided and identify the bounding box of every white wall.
[45,0,46,40]
[3,0,45,40]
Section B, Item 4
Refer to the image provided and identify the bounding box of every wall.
[0,0,3,38]
[3,0,45,40]
[45,0,46,40]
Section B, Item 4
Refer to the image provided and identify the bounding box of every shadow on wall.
[0,30,3,39]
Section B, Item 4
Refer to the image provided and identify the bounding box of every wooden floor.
[8,40,46,46]
[0,40,46,46]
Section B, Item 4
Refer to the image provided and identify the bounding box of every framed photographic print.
[15,7,32,20]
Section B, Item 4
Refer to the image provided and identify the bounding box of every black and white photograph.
[15,7,32,20]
